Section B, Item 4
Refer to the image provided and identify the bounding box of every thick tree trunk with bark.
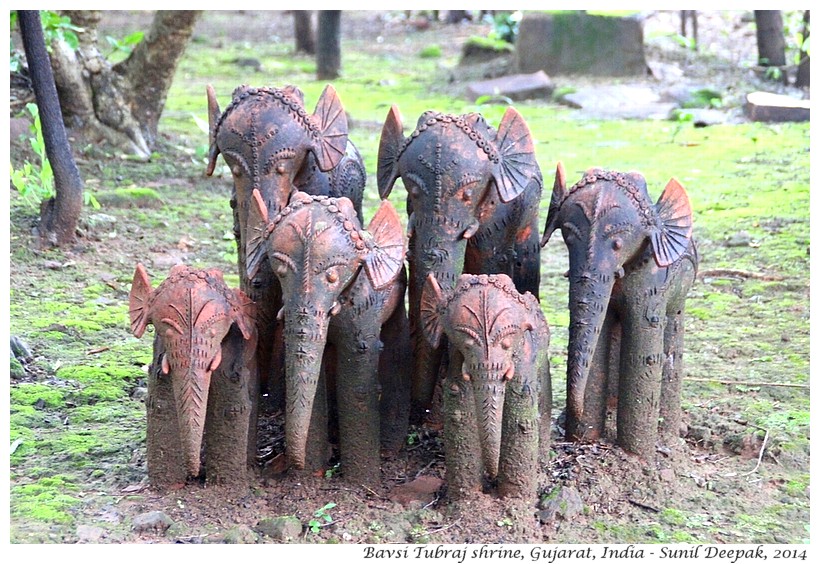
[18,10,84,248]
[795,10,810,88]
[755,10,787,83]
[316,10,341,80]
[293,11,315,54]
[49,10,200,158]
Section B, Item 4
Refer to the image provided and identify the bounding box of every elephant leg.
[567,309,616,442]
[498,359,540,498]
[145,335,187,487]
[617,310,665,458]
[442,349,483,499]
[659,310,686,446]
[203,327,252,486]
[536,339,552,465]
[334,331,382,485]
[378,294,411,454]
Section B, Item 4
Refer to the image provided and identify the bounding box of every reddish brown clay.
[205,83,366,408]
[542,164,699,458]
[245,190,409,485]
[377,106,543,419]
[129,264,257,487]
[421,273,550,499]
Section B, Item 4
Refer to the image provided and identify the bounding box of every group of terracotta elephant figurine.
[128,84,699,500]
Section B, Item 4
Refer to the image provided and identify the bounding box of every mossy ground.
[8,11,809,544]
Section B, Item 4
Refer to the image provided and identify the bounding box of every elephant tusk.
[462,222,480,240]
[503,364,515,381]
[462,372,471,382]
[276,308,284,321]
[615,266,625,279]
[329,302,342,316]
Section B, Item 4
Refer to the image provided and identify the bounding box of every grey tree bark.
[316,10,341,80]
[754,10,787,83]
[795,10,810,88]
[49,10,200,159]
[18,10,84,248]
[293,11,315,55]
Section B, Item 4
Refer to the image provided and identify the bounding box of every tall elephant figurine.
[129,264,258,487]
[377,106,543,418]
[421,273,550,499]
[205,83,366,408]
[246,190,409,485]
[541,164,699,458]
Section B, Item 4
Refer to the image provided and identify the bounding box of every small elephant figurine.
[421,273,550,499]
[377,106,543,418]
[246,189,409,485]
[205,83,367,411]
[541,164,699,458]
[129,264,258,487]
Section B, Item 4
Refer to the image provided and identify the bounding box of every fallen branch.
[627,499,659,513]
[684,377,808,389]
[697,268,784,281]
[741,426,769,477]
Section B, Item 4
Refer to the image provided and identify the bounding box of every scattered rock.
[388,476,444,508]
[96,187,164,209]
[561,85,677,120]
[659,468,676,482]
[10,355,26,379]
[744,91,810,123]
[516,12,648,76]
[43,260,64,270]
[76,524,106,543]
[10,117,31,141]
[130,387,148,402]
[256,515,302,541]
[132,510,173,535]
[466,71,554,102]
[10,335,33,361]
[537,486,584,524]
[460,38,513,65]
[86,213,118,231]
[214,524,259,544]
[725,231,752,247]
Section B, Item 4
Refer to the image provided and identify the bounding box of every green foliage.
[105,30,143,59]
[39,11,81,51]
[680,88,723,109]
[419,44,442,58]
[10,103,54,207]
[487,11,522,44]
[308,502,337,534]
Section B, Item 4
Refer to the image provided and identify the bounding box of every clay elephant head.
[542,164,697,455]
[377,106,543,414]
[129,264,255,478]
[421,273,549,497]
[246,190,405,476]
[205,83,366,407]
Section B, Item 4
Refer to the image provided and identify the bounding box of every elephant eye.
[501,338,512,350]
[326,269,339,284]
[612,238,623,250]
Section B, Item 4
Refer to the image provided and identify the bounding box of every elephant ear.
[205,84,222,177]
[230,288,256,341]
[491,106,539,203]
[541,162,568,246]
[310,84,349,171]
[363,199,405,290]
[420,274,447,348]
[129,263,154,338]
[650,178,693,267]
[377,105,404,199]
[245,189,270,281]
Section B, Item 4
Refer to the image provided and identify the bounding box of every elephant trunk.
[171,363,213,478]
[565,269,614,435]
[468,362,513,479]
[283,315,329,469]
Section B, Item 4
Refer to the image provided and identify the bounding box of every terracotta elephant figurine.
[246,190,409,485]
[129,264,258,487]
[421,273,550,498]
[205,83,366,409]
[377,106,543,419]
[541,164,699,458]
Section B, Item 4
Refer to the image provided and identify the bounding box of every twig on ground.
[697,268,784,281]
[684,377,808,389]
[627,499,660,513]
[741,426,770,477]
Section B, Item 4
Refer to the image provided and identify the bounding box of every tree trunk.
[795,10,810,88]
[755,10,787,83]
[316,10,341,80]
[293,11,315,54]
[447,10,468,24]
[18,10,84,248]
[49,10,199,158]
[113,10,201,148]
